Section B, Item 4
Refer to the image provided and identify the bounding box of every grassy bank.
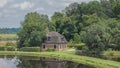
[0,51,120,68]
[102,51,120,59]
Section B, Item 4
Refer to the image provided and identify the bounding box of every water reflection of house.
[41,57,66,68]
[41,31,67,51]
[45,61,66,68]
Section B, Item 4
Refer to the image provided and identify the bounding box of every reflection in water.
[0,55,19,68]
[0,55,94,68]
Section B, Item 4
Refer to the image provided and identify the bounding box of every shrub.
[68,42,86,49]
[5,42,16,47]
[19,47,40,52]
[0,46,16,51]
[109,52,114,56]
[6,46,16,51]
[0,36,2,41]
[46,48,55,52]
[0,46,5,51]
[107,48,113,51]
[75,50,83,55]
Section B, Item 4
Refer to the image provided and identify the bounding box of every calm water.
[0,55,94,68]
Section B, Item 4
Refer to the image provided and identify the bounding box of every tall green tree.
[50,0,120,51]
[51,12,78,41]
[73,33,81,43]
[112,0,120,18]
[51,12,64,32]
[17,12,49,48]
[105,18,120,50]
[100,0,114,18]
[81,24,107,52]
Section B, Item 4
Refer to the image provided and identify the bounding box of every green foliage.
[82,13,100,26]
[17,12,49,47]
[45,48,55,52]
[5,42,16,47]
[0,46,5,51]
[76,45,89,51]
[112,0,120,18]
[19,47,40,52]
[73,33,81,43]
[17,0,120,52]
[51,11,80,41]
[6,46,16,51]
[68,42,85,48]
[0,36,2,40]
[0,46,16,51]
[102,51,120,59]
[81,23,107,53]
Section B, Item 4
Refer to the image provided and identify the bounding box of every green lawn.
[0,51,120,68]
[59,48,76,54]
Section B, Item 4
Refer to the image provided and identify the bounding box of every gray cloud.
[12,1,34,10]
[0,0,98,28]
[0,0,13,8]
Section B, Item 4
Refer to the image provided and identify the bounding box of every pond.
[0,55,94,68]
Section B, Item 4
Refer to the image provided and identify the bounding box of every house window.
[43,45,45,48]
[54,44,56,48]
[61,38,64,41]
[48,37,51,41]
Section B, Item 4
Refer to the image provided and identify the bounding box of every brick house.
[41,31,67,51]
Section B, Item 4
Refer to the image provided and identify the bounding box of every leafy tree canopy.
[18,12,49,47]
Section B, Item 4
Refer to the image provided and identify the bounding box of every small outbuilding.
[41,31,67,51]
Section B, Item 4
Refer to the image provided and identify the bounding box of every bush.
[107,48,113,51]
[68,42,86,49]
[19,47,40,52]
[5,42,16,47]
[0,46,16,51]
[0,36,2,41]
[6,46,16,51]
[109,52,114,56]
[46,48,55,52]
[75,50,83,55]
[0,46,5,51]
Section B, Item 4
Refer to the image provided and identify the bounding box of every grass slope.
[102,51,120,59]
[0,51,120,68]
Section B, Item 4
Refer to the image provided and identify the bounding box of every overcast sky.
[0,0,96,28]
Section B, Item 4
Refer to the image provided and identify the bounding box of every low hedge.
[0,46,41,52]
[0,46,5,51]
[0,46,16,51]
[7,46,16,51]
[19,47,40,52]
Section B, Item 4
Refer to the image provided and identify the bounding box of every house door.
[54,44,56,48]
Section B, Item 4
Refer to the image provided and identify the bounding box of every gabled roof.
[44,31,67,43]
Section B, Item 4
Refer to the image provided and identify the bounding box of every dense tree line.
[50,0,120,51]
[18,0,120,52]
[0,28,19,34]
